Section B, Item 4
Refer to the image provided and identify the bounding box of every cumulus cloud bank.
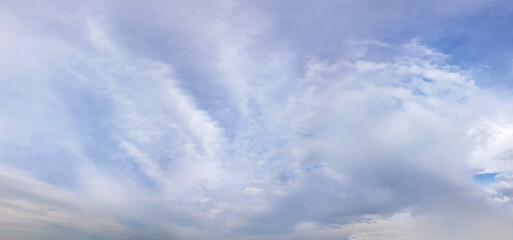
[1,0,513,239]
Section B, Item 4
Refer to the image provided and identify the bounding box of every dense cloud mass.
[1,0,513,239]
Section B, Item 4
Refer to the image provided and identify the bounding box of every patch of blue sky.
[472,172,498,185]
[417,3,513,89]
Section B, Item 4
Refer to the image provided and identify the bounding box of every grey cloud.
[1,1,513,240]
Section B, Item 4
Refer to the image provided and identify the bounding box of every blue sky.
[1,1,513,239]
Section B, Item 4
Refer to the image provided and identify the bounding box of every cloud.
[1,1,513,239]
[223,40,508,235]
[0,165,127,240]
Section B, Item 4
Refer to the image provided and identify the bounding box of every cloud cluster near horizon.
[1,1,513,239]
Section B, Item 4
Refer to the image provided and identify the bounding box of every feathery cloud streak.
[1,1,513,239]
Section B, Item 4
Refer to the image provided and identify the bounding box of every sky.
[1,0,513,239]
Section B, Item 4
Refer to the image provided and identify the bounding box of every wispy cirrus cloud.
[1,1,513,239]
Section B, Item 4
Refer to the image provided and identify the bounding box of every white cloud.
[1,1,513,239]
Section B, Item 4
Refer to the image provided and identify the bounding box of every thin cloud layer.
[1,1,513,239]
